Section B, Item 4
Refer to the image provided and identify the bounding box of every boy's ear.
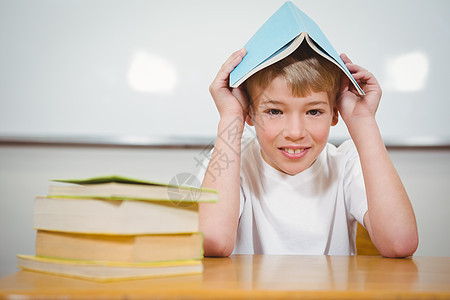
[245,106,254,126]
[245,113,254,126]
[331,105,339,126]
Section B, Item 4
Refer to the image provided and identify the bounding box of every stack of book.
[17,175,218,281]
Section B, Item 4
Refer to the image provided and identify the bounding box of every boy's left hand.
[337,54,382,125]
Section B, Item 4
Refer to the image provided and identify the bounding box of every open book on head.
[230,1,365,95]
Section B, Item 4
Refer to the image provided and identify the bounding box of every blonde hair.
[245,43,341,103]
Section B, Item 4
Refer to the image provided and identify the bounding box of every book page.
[305,35,365,95]
[231,34,306,88]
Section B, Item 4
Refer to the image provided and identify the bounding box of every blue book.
[230,1,364,95]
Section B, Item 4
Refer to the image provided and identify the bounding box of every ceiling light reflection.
[127,50,177,94]
[385,51,429,92]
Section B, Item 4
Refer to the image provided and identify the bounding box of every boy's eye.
[266,109,282,116]
[307,109,322,116]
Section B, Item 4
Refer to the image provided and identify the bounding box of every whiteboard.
[1,0,449,146]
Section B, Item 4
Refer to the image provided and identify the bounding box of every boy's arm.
[338,54,419,258]
[199,49,247,257]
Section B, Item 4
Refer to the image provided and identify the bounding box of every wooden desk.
[0,255,449,299]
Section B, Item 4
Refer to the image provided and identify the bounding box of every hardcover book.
[33,195,200,234]
[49,174,218,202]
[35,230,203,263]
[17,255,202,282]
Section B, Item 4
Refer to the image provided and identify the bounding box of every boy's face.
[246,76,338,176]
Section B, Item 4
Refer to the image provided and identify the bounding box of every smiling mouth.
[280,147,306,154]
[278,147,310,159]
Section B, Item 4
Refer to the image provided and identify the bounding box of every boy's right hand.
[209,48,248,120]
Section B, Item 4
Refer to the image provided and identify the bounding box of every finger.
[214,48,247,82]
[340,53,353,64]
[223,48,247,72]
[351,69,377,84]
[345,62,368,74]
[210,48,247,97]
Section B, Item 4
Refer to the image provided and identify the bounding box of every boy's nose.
[282,116,306,141]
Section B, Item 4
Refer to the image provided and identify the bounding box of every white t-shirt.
[198,136,368,255]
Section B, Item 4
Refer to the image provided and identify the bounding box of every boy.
[198,44,418,258]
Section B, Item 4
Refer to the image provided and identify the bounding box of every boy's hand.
[337,54,382,126]
[209,48,248,120]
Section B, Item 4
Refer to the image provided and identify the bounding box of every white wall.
[1,0,450,144]
[0,144,449,277]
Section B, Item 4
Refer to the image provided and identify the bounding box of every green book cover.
[53,174,216,192]
[49,174,218,203]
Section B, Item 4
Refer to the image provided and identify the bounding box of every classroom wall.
[1,0,450,145]
[0,144,449,277]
